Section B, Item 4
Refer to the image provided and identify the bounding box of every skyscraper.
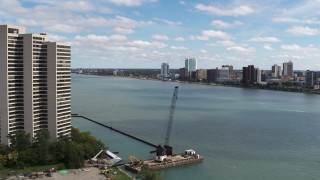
[272,64,281,78]
[305,70,315,88]
[161,63,169,77]
[283,61,293,77]
[185,58,197,72]
[242,65,255,84]
[0,25,71,144]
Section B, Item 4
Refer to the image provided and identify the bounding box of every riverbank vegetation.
[0,127,106,171]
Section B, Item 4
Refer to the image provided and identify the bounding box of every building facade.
[0,25,71,144]
[272,64,281,78]
[305,70,315,88]
[219,67,230,79]
[185,58,197,72]
[161,63,169,77]
[242,65,255,84]
[283,61,293,77]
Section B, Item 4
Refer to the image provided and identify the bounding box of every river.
[71,74,320,180]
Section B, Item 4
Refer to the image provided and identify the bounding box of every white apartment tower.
[0,25,71,144]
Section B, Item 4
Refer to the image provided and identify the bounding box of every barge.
[125,149,204,173]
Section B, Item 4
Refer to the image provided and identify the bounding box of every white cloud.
[195,4,254,16]
[249,37,281,42]
[227,46,255,53]
[200,50,207,53]
[280,44,317,51]
[106,0,157,6]
[273,17,320,24]
[129,40,167,49]
[114,27,134,34]
[48,34,67,42]
[153,18,182,26]
[263,44,274,51]
[173,37,185,41]
[75,34,127,42]
[152,34,170,41]
[271,55,303,59]
[107,0,141,6]
[44,24,80,33]
[171,46,188,50]
[179,1,185,5]
[211,20,243,28]
[216,40,235,46]
[60,1,94,12]
[286,26,319,36]
[190,30,233,40]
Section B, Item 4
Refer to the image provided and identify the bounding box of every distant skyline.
[1,0,320,70]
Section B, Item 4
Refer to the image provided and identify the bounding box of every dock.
[125,154,204,173]
[72,114,158,148]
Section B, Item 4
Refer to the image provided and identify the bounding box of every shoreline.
[72,73,320,95]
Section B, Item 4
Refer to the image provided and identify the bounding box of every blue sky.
[1,0,320,70]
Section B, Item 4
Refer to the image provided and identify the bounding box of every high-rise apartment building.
[272,64,281,78]
[0,25,71,144]
[185,58,197,72]
[283,61,293,77]
[219,67,230,79]
[305,70,315,88]
[161,63,169,77]
[242,65,255,84]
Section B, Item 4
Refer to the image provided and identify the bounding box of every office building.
[219,67,230,79]
[283,61,293,77]
[305,70,315,88]
[161,63,169,77]
[256,68,262,83]
[207,68,218,83]
[185,58,197,72]
[242,65,255,84]
[272,64,281,78]
[0,25,71,144]
[196,69,207,80]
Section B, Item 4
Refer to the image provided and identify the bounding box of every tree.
[32,130,51,165]
[65,142,84,168]
[7,130,31,153]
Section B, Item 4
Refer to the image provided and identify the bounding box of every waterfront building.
[179,68,189,79]
[305,70,315,88]
[242,65,255,84]
[161,63,169,77]
[219,67,230,79]
[0,25,71,144]
[272,64,281,78]
[185,58,197,72]
[196,69,207,80]
[207,68,218,83]
[222,65,233,74]
[283,61,293,77]
[256,68,262,83]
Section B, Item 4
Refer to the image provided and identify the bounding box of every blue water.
[71,74,320,180]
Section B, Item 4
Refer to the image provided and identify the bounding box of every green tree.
[32,130,51,165]
[7,130,31,152]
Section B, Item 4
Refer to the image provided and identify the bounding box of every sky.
[0,0,320,70]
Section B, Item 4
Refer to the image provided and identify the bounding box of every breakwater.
[72,114,158,148]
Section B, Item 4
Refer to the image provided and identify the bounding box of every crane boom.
[164,86,178,146]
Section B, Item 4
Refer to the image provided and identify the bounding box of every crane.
[151,86,179,162]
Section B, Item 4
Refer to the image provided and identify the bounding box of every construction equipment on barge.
[125,86,204,173]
